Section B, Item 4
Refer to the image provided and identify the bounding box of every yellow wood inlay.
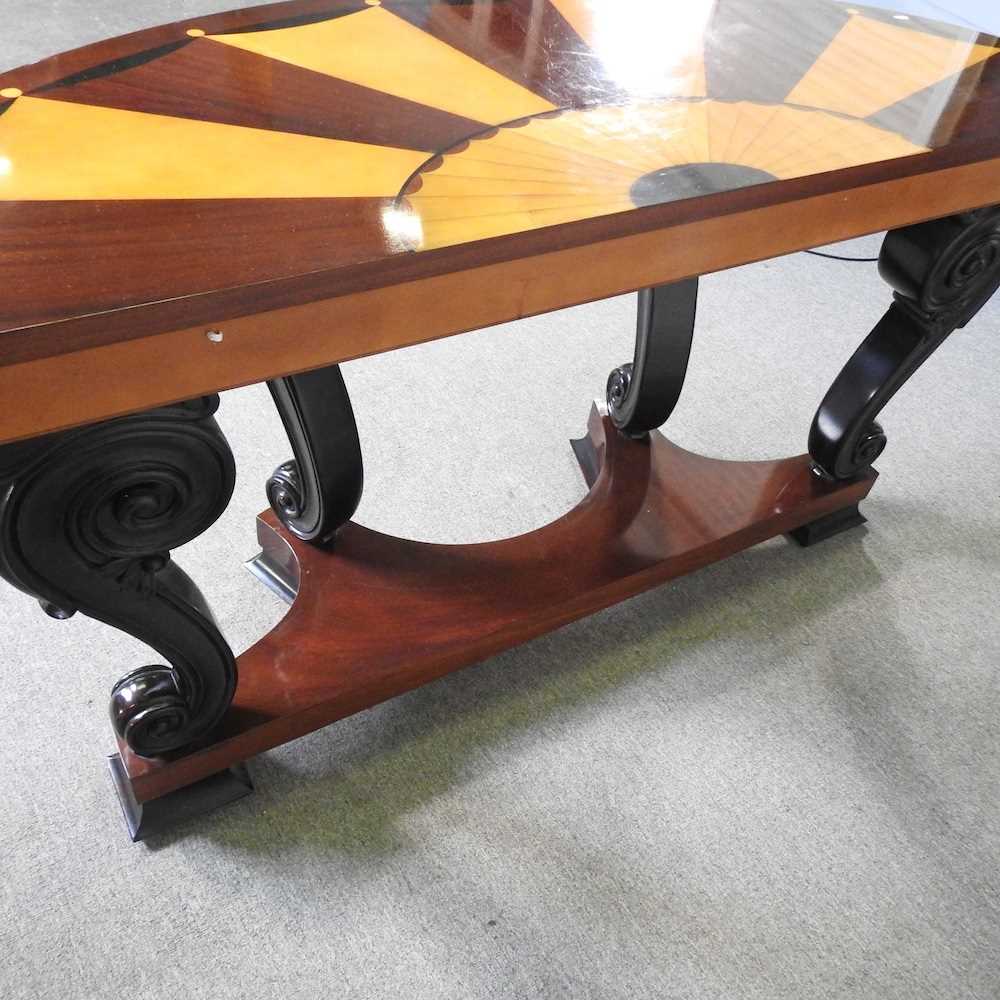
[409,98,929,251]
[457,139,639,183]
[509,110,670,174]
[730,104,924,176]
[419,200,634,250]
[425,155,628,187]
[514,104,710,175]
[787,14,997,118]
[712,102,784,166]
[476,129,644,179]
[411,174,614,198]
[0,96,426,200]
[209,7,554,125]
[409,193,637,221]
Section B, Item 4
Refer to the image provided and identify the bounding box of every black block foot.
[570,433,602,489]
[788,504,867,547]
[108,753,254,842]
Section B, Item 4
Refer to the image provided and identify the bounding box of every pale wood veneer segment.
[409,193,635,221]
[408,100,927,249]
[37,35,487,152]
[0,96,426,200]
[709,103,926,176]
[786,14,997,118]
[209,6,555,125]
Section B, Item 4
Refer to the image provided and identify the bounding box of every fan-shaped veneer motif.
[401,100,927,248]
[0,0,996,338]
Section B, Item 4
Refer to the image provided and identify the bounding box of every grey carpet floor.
[2,4,1000,999]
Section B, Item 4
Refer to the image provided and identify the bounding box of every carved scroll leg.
[0,396,249,837]
[606,279,699,439]
[793,206,1000,546]
[266,364,364,546]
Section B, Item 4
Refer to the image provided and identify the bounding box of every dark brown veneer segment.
[0,198,407,332]
[39,37,486,150]
[388,0,626,107]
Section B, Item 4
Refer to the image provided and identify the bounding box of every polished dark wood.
[113,406,876,804]
[0,0,997,442]
[0,397,238,757]
[0,197,410,332]
[809,205,1000,480]
[267,363,364,545]
[41,35,485,150]
[606,279,699,438]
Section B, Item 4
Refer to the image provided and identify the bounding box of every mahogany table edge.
[2,155,1000,447]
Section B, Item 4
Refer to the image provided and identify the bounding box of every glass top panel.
[0,0,996,330]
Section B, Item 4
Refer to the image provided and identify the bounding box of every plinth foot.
[108,753,253,842]
[787,504,867,547]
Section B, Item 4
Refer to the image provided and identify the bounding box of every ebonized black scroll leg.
[265,365,364,546]
[605,279,699,439]
[574,279,698,481]
[792,206,1000,547]
[0,396,250,838]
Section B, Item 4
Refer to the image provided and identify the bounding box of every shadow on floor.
[143,528,888,856]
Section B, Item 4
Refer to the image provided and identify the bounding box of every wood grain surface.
[0,0,996,442]
[117,408,878,803]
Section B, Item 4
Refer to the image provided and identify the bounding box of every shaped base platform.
[111,406,877,815]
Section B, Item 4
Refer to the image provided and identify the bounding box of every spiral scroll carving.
[850,423,888,472]
[0,396,237,757]
[266,460,305,523]
[810,206,1000,481]
[882,206,1000,326]
[606,364,634,424]
[266,365,364,546]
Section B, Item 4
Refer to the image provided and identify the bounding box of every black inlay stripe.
[39,39,488,153]
[216,3,369,35]
[38,40,194,92]
[35,5,371,92]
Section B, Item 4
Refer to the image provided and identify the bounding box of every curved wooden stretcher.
[0,0,997,839]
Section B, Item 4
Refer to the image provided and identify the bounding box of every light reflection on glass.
[587,0,716,98]
[381,204,424,251]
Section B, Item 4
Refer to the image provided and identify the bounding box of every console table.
[1,0,998,840]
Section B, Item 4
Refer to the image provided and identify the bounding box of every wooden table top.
[0,0,998,443]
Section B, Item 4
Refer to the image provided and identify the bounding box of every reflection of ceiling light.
[0,157,12,176]
[893,13,910,19]
[590,0,715,97]
[381,204,424,250]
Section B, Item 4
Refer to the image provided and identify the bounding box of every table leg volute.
[605,279,699,440]
[790,206,1000,547]
[266,364,364,547]
[0,396,250,838]
[809,206,1000,482]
